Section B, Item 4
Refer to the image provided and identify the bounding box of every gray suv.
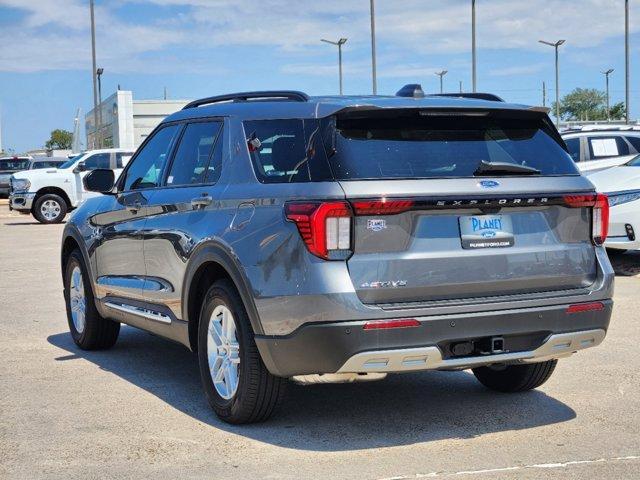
[61,88,614,424]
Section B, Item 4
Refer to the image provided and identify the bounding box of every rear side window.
[167,121,222,186]
[588,136,629,158]
[564,137,581,162]
[122,124,181,191]
[624,136,640,152]
[244,119,332,183]
[115,152,134,168]
[321,110,578,179]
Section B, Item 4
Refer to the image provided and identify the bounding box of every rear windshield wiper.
[473,160,541,176]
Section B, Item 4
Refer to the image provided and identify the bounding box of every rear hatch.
[324,107,601,305]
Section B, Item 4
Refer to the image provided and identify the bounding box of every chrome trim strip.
[337,329,606,373]
[104,301,172,324]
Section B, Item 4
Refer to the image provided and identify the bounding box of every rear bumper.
[255,300,612,377]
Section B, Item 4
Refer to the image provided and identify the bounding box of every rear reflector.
[285,201,352,260]
[363,319,420,330]
[566,302,605,314]
[352,199,415,215]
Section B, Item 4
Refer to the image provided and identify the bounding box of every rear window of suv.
[322,110,578,180]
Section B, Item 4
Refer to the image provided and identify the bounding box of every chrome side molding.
[104,301,172,324]
[337,329,606,374]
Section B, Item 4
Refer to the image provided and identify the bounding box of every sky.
[0,0,639,153]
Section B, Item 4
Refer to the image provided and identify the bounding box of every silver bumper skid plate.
[337,329,606,373]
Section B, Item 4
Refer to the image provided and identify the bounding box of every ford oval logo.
[478,180,500,189]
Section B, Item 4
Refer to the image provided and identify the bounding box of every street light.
[89,0,99,148]
[471,0,477,92]
[539,39,565,127]
[369,0,377,95]
[96,67,104,137]
[625,0,630,123]
[321,38,347,95]
[435,70,448,94]
[601,68,614,120]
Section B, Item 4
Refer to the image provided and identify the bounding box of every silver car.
[61,88,614,424]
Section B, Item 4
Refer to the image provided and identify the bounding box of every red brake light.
[285,201,352,260]
[352,199,415,215]
[363,319,420,330]
[566,302,605,314]
[563,193,609,245]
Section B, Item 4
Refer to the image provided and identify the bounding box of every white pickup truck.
[9,148,134,223]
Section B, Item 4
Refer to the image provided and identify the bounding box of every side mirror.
[73,161,87,173]
[83,169,115,194]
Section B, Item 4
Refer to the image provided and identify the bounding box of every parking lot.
[0,205,638,480]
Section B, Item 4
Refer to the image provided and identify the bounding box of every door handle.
[126,201,142,214]
[191,194,212,209]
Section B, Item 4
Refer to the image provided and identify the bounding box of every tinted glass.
[122,124,181,191]
[625,155,640,166]
[588,136,629,158]
[84,153,111,170]
[244,119,332,183]
[624,136,640,152]
[59,154,82,169]
[167,122,221,186]
[322,111,578,179]
[0,159,30,170]
[32,161,62,169]
[564,137,581,162]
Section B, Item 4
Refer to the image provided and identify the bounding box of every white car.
[561,127,640,173]
[586,154,640,251]
[9,148,134,223]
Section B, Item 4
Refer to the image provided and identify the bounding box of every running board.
[104,301,172,324]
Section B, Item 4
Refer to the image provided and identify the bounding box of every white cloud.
[489,63,546,77]
[0,0,638,73]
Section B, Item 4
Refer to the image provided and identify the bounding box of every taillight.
[563,193,609,246]
[285,201,352,260]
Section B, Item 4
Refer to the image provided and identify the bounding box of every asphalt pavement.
[0,209,638,479]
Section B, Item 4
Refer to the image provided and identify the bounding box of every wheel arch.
[60,227,94,290]
[34,187,72,211]
[183,242,263,352]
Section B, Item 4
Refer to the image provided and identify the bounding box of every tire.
[64,249,120,350]
[472,360,558,393]
[33,193,67,224]
[197,279,286,424]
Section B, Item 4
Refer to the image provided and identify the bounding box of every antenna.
[72,108,82,153]
[0,110,3,154]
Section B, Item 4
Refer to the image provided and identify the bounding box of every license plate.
[459,214,514,249]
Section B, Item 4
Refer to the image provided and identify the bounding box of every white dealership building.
[86,90,190,150]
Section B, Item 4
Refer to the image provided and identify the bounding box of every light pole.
[625,0,630,123]
[89,0,99,148]
[96,67,104,140]
[471,0,477,92]
[602,68,614,120]
[539,39,565,127]
[435,70,448,94]
[321,38,347,95]
[369,0,377,95]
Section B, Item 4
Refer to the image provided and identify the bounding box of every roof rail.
[430,92,505,102]
[182,90,310,110]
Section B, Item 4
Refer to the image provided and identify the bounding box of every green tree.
[553,88,606,121]
[608,101,627,120]
[45,129,73,150]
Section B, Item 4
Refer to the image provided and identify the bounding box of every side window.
[121,124,181,191]
[244,119,332,183]
[166,122,222,186]
[624,136,640,153]
[115,152,134,169]
[588,136,629,159]
[83,153,111,170]
[564,137,581,162]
